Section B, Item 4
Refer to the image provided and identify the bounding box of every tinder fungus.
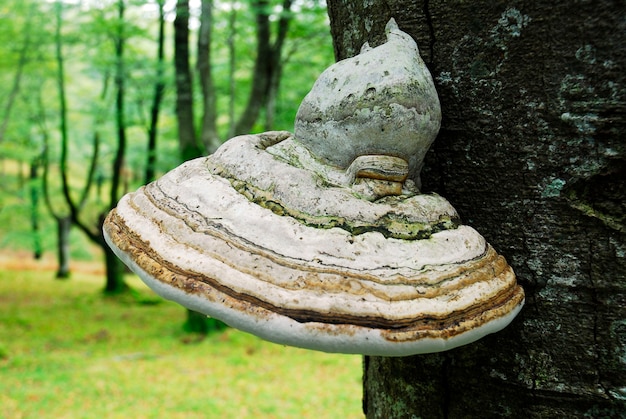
[103,19,524,356]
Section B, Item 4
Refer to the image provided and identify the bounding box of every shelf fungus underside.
[104,131,524,357]
[103,19,523,356]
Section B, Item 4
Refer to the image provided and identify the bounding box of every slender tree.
[174,0,202,161]
[0,2,35,144]
[144,0,167,184]
[109,0,126,208]
[47,1,76,279]
[196,0,220,153]
[50,0,127,291]
[226,5,237,139]
[29,74,69,275]
[100,0,129,294]
[38,3,99,278]
[28,154,43,260]
[263,0,292,131]
[327,1,626,417]
[233,0,293,136]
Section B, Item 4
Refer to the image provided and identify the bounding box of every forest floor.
[0,249,105,275]
[0,251,363,418]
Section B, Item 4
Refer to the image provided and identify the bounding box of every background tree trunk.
[29,157,43,260]
[53,0,127,292]
[0,4,32,145]
[96,0,128,294]
[327,1,626,417]
[50,1,74,280]
[263,0,292,131]
[197,0,220,153]
[110,0,127,218]
[144,0,166,185]
[232,0,272,136]
[174,0,202,161]
[56,216,71,279]
[226,6,237,139]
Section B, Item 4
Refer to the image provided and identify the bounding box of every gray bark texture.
[326,1,626,418]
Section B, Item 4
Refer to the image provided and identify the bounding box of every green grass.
[0,269,363,418]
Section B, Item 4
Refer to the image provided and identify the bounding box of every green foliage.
[0,269,362,418]
[0,162,93,260]
[0,0,333,252]
[209,0,334,135]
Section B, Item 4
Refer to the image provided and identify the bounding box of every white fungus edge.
[104,226,524,357]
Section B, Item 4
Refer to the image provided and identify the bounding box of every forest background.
[0,0,333,288]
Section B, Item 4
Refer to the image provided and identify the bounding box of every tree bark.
[56,215,71,279]
[263,0,292,131]
[327,1,626,417]
[197,0,220,153]
[53,0,128,291]
[232,0,272,136]
[103,233,126,294]
[50,1,74,279]
[174,0,202,161]
[102,0,129,294]
[29,157,43,260]
[226,6,237,139]
[145,0,166,184]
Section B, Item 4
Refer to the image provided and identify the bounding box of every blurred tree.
[28,153,43,260]
[226,4,236,139]
[173,0,313,333]
[192,0,300,151]
[102,0,129,293]
[197,0,219,152]
[0,3,35,145]
[47,1,102,280]
[174,0,201,162]
[262,0,292,131]
[0,1,48,261]
[232,0,293,136]
[48,0,133,291]
[144,0,166,185]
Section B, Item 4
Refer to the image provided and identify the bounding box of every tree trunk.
[101,0,129,294]
[232,0,272,135]
[145,0,166,185]
[227,6,237,139]
[327,1,626,417]
[174,0,202,161]
[29,158,42,260]
[197,0,220,153]
[49,1,127,290]
[263,0,292,131]
[103,239,126,294]
[110,0,126,207]
[51,1,74,279]
[56,215,71,279]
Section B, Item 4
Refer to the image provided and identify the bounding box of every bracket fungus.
[103,19,524,357]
